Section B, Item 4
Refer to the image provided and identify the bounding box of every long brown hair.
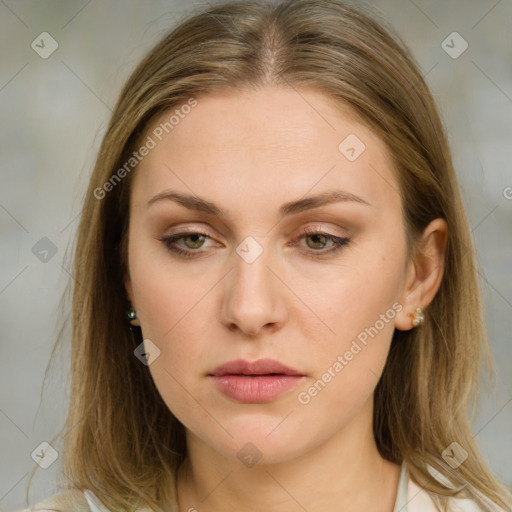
[27,1,512,510]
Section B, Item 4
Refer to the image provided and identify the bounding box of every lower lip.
[211,374,305,403]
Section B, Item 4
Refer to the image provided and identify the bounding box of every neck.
[176,400,401,512]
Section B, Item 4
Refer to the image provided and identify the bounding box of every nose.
[219,241,288,337]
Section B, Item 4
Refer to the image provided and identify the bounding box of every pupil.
[186,234,204,248]
[308,234,326,248]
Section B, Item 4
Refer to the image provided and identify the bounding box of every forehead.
[131,86,400,216]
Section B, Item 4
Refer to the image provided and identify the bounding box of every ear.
[395,218,448,331]
[124,272,141,326]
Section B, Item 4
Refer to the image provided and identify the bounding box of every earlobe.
[125,307,141,326]
[395,300,423,332]
[394,218,448,331]
[123,273,141,326]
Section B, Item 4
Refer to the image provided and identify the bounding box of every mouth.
[208,359,305,403]
[208,358,304,377]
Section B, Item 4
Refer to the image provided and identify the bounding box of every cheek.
[131,270,210,380]
[297,298,398,422]
[298,245,405,403]
[128,228,214,339]
[135,287,210,428]
[311,246,405,340]
[127,236,209,396]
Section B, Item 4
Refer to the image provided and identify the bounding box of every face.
[124,86,413,464]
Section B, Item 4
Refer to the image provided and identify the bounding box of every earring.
[126,309,136,322]
[409,307,424,327]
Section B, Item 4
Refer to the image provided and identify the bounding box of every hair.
[26,0,512,511]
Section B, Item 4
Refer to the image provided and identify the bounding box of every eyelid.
[162,225,221,245]
[165,225,215,236]
[163,224,348,243]
[300,223,349,237]
[291,226,350,254]
[158,224,351,260]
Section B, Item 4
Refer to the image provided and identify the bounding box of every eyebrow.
[146,189,370,217]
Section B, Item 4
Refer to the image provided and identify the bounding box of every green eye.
[159,229,350,259]
[305,233,329,249]
[182,233,206,249]
[300,228,350,256]
[159,231,211,257]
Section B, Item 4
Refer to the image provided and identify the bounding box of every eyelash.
[158,227,350,259]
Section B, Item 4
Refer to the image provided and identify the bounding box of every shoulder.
[13,489,92,512]
[15,489,155,512]
[408,476,506,512]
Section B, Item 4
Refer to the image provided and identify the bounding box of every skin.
[124,86,447,512]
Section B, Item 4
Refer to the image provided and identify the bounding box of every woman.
[20,0,512,511]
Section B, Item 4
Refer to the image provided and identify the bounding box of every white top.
[393,462,501,512]
[18,461,505,512]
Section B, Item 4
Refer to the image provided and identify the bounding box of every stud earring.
[126,309,137,322]
[409,307,424,327]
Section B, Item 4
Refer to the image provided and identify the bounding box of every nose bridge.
[232,235,276,305]
[220,235,286,334]
[235,244,272,293]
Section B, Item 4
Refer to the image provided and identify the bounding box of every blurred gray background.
[1,0,511,510]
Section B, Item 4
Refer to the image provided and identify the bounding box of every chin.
[193,418,317,467]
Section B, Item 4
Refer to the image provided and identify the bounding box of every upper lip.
[209,358,304,376]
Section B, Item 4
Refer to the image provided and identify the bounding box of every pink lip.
[208,359,305,403]
[210,358,303,377]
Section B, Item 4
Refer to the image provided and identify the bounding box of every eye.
[158,229,217,258]
[158,227,350,259]
[297,227,350,257]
